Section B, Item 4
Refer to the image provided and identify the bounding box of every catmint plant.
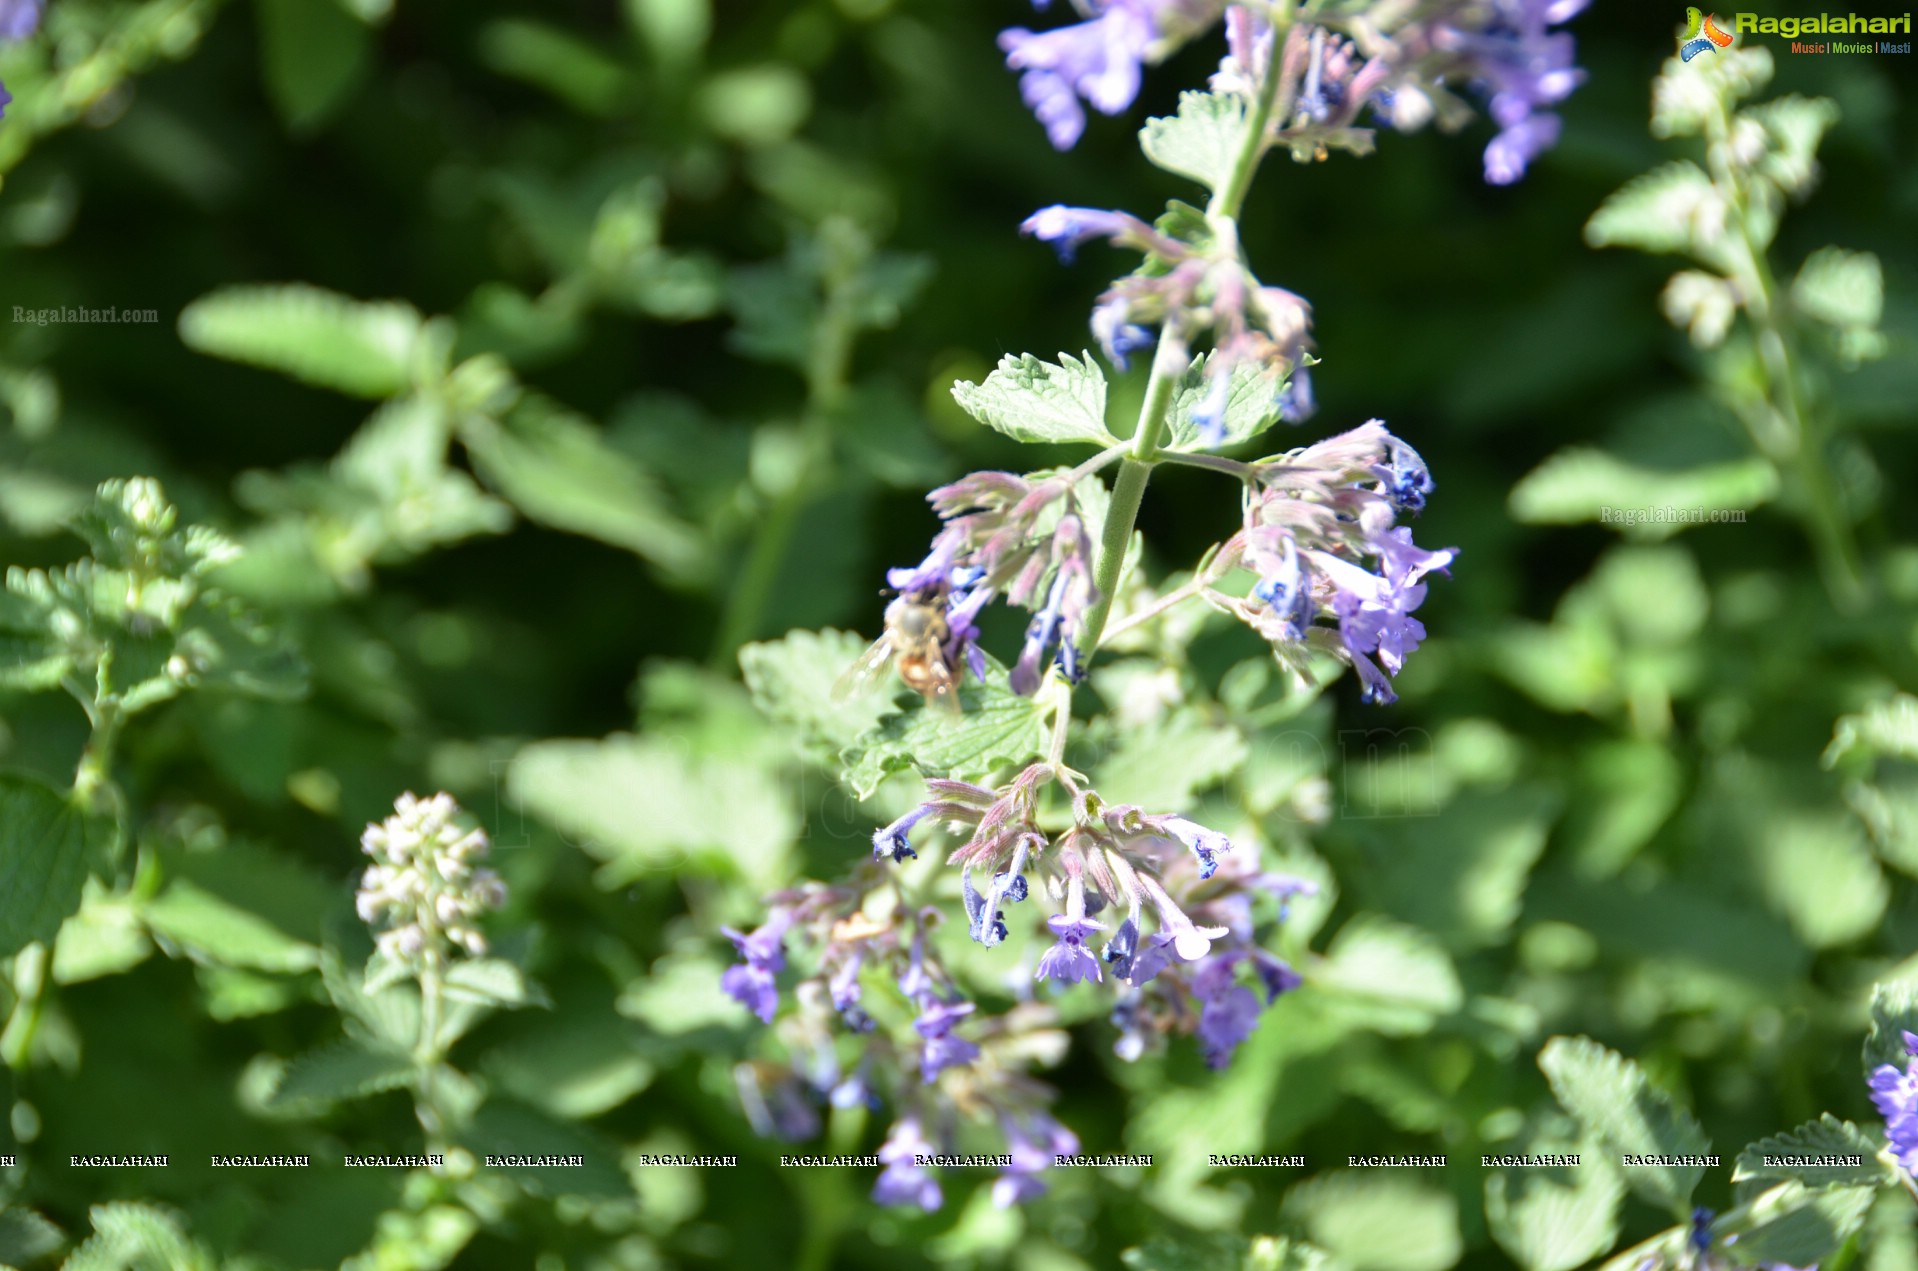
[726,0,1586,1214]
[1580,39,1886,611]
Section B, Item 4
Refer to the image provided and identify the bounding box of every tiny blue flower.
[1869,1029,1918,1173]
[1036,914,1105,984]
[874,804,933,864]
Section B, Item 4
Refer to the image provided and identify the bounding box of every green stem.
[0,943,49,1071]
[414,955,449,1157]
[1706,98,1866,613]
[71,697,124,817]
[1075,1,1297,659]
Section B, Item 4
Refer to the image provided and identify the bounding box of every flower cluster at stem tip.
[714,0,1579,1215]
[356,792,507,965]
[0,0,44,120]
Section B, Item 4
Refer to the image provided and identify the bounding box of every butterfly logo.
[1680,7,1735,60]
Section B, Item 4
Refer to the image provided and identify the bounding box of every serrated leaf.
[463,1098,631,1199]
[1795,247,1883,332]
[1090,706,1247,810]
[1539,1036,1711,1216]
[140,879,320,973]
[1735,1115,1887,1191]
[1585,162,1723,259]
[1864,981,1918,1074]
[64,1203,215,1271]
[0,772,99,959]
[179,284,430,398]
[509,734,797,889]
[51,881,151,985]
[1509,448,1776,538]
[1283,1173,1461,1271]
[1827,695,1918,770]
[1721,1182,1875,1267]
[1123,1232,1252,1271]
[740,627,896,756]
[1140,90,1249,190]
[1316,915,1462,1035]
[950,352,1117,447]
[267,1039,415,1108]
[1748,95,1839,196]
[1165,353,1284,452]
[836,676,1048,800]
[174,595,309,701]
[460,396,704,574]
[1486,1145,1624,1271]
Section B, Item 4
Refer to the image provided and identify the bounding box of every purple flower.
[1155,815,1232,880]
[963,867,1009,947]
[915,997,981,1083]
[1194,958,1262,1068]
[1438,0,1588,184]
[1103,914,1140,978]
[1309,550,1432,681]
[0,81,11,124]
[1092,294,1155,370]
[1249,949,1302,1004]
[1374,435,1435,514]
[1127,931,1179,987]
[1277,365,1315,423]
[993,1114,1080,1207]
[874,804,933,864]
[1000,2,1158,149]
[1036,914,1105,984]
[1869,1030,1918,1173]
[1021,205,1155,263]
[735,1064,821,1141]
[875,1118,943,1210]
[0,0,42,41]
[719,910,792,1024]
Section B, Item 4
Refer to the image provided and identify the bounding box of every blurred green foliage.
[0,0,1915,1269]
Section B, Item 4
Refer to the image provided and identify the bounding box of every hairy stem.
[414,954,449,1156]
[1075,0,1297,659]
[1706,97,1866,613]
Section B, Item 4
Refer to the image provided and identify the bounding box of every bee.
[834,585,962,712]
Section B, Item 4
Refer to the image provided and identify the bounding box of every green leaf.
[837,675,1049,801]
[140,879,320,973]
[1720,1183,1875,1267]
[480,1013,654,1120]
[478,17,629,116]
[1561,739,1684,878]
[509,734,797,889]
[256,0,372,134]
[1753,810,1886,949]
[266,1039,415,1108]
[1508,448,1777,538]
[63,1202,216,1271]
[1316,915,1463,1035]
[1585,162,1723,258]
[1734,1115,1888,1192]
[1747,95,1840,196]
[1090,706,1247,811]
[1828,695,1918,770]
[1864,980,1918,1074]
[1282,1173,1462,1271]
[1486,1143,1625,1271]
[1795,247,1883,332]
[739,628,897,756]
[0,772,98,959]
[0,1207,62,1266]
[950,352,1117,447]
[1165,353,1285,452]
[463,1098,631,1199]
[174,595,309,701]
[1123,1233,1253,1271]
[179,284,433,398]
[1140,90,1249,191]
[460,396,704,574]
[1538,1036,1711,1216]
[51,881,151,985]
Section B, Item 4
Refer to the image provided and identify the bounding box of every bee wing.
[832,635,896,702]
[924,659,963,715]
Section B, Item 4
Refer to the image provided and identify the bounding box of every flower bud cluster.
[356,792,506,963]
[1204,421,1457,704]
